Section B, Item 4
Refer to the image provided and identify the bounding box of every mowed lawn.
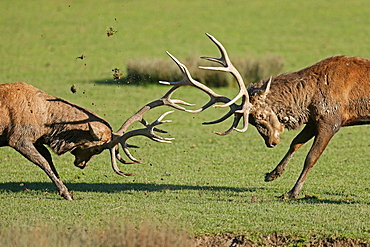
[0,0,369,244]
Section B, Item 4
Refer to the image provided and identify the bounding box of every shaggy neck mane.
[42,98,112,155]
[46,126,96,155]
[262,64,321,130]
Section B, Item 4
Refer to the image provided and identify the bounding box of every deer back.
[0,82,112,154]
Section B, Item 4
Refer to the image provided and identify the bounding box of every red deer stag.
[161,33,370,198]
[0,82,194,200]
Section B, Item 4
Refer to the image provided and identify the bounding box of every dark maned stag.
[162,33,370,198]
[0,82,193,200]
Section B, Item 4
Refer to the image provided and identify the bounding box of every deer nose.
[266,135,280,148]
[266,140,279,148]
[267,143,277,148]
[74,158,87,169]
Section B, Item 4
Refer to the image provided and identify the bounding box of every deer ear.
[88,122,102,141]
[259,76,272,98]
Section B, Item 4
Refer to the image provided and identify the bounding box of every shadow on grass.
[291,196,364,205]
[0,181,262,194]
[93,78,129,85]
[93,77,157,86]
[2,183,366,204]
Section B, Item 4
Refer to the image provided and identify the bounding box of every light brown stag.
[0,81,194,200]
[161,33,370,198]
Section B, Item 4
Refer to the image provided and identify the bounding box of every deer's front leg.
[35,143,60,178]
[13,141,73,200]
[265,124,315,182]
[282,125,337,199]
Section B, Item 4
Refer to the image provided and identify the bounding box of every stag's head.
[248,78,284,148]
[71,121,112,169]
[161,33,285,148]
[68,110,174,177]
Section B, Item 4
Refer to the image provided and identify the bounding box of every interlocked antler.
[105,83,196,176]
[107,33,253,176]
[160,33,253,135]
[107,111,174,176]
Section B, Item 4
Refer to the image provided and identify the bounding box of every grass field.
[0,0,370,245]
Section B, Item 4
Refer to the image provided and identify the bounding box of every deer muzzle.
[74,159,87,169]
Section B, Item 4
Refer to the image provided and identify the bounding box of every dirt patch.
[195,233,370,246]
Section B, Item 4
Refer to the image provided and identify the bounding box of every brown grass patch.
[195,233,370,247]
[2,224,368,246]
[0,223,194,247]
[125,55,284,87]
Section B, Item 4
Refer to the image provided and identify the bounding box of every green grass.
[0,0,370,244]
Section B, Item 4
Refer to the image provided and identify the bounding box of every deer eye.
[92,147,102,154]
[258,113,265,120]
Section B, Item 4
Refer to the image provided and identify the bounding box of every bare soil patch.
[195,233,370,246]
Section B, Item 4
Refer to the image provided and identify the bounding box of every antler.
[106,79,197,176]
[160,33,253,135]
[108,111,174,176]
[200,33,252,114]
[107,33,253,175]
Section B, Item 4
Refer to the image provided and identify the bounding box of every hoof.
[276,192,298,200]
[61,191,73,200]
[276,193,290,199]
[264,172,279,182]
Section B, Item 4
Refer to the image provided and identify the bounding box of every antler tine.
[139,118,168,134]
[203,104,238,125]
[204,110,249,135]
[115,85,193,137]
[214,117,246,135]
[159,52,195,87]
[117,111,175,164]
[114,144,139,165]
[160,86,195,112]
[110,147,135,176]
[160,51,231,113]
[160,50,249,135]
[232,110,250,133]
[200,33,231,68]
[200,33,252,113]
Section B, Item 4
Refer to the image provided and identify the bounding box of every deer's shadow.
[0,182,365,204]
[0,181,260,194]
